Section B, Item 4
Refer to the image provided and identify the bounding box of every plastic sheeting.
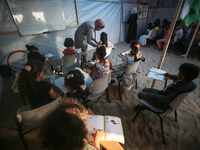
[0,0,121,68]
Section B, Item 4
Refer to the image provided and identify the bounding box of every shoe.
[177,52,182,56]
[179,54,185,58]
[111,80,116,83]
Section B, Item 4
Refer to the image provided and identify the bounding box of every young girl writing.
[90,46,111,80]
[39,99,105,150]
[18,60,57,109]
[63,38,78,55]
[65,69,87,99]
[112,40,144,91]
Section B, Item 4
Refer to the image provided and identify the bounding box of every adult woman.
[75,19,105,64]
[127,8,138,43]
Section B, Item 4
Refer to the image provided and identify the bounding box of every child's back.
[26,44,45,63]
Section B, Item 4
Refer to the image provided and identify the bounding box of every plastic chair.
[117,59,143,101]
[80,74,110,108]
[15,96,62,150]
[132,82,197,145]
[105,47,112,58]
[57,53,81,74]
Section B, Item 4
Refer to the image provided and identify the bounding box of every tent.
[0,0,178,70]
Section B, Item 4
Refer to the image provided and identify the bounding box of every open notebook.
[147,68,166,81]
[87,115,125,144]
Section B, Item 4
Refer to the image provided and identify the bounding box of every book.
[55,77,69,93]
[87,115,125,144]
[42,74,56,84]
[147,68,166,81]
[117,50,129,58]
[44,53,54,58]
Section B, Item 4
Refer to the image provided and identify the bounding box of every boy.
[63,38,78,55]
[137,63,199,108]
[171,23,183,44]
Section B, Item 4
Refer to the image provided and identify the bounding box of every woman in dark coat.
[127,8,138,43]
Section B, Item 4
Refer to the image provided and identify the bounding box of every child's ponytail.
[26,44,39,52]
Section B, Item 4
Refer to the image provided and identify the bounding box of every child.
[156,22,170,51]
[120,40,143,68]
[90,46,111,80]
[112,40,144,91]
[92,32,115,70]
[39,99,105,150]
[26,44,45,63]
[137,63,199,109]
[139,23,153,46]
[18,60,57,109]
[63,38,78,55]
[65,69,87,99]
[171,23,183,44]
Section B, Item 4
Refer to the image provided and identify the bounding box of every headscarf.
[131,8,137,14]
[95,19,105,30]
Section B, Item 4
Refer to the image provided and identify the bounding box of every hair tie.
[25,65,31,72]
[134,44,140,49]
[97,45,105,48]
[66,73,74,79]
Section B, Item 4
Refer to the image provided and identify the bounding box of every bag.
[0,65,12,78]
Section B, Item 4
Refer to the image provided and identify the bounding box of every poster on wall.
[137,3,149,19]
[148,8,155,18]
[157,0,178,7]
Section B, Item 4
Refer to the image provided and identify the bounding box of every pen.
[45,69,49,78]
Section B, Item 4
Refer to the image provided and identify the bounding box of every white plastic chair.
[132,82,197,145]
[15,96,62,150]
[117,59,143,100]
[105,47,112,58]
[80,74,110,108]
[57,53,81,74]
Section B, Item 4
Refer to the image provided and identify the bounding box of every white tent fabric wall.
[0,0,121,67]
[147,8,176,29]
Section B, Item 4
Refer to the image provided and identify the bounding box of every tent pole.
[74,0,79,25]
[184,21,200,59]
[151,0,183,88]
[120,0,123,41]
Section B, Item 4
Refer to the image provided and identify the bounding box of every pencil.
[45,69,49,78]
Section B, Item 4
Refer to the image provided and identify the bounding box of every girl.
[63,38,78,55]
[139,23,153,46]
[65,69,87,99]
[90,46,111,80]
[18,60,57,109]
[100,32,115,50]
[39,99,105,150]
[92,32,115,70]
[26,44,45,64]
[112,40,144,91]
[156,22,170,51]
[121,40,143,68]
